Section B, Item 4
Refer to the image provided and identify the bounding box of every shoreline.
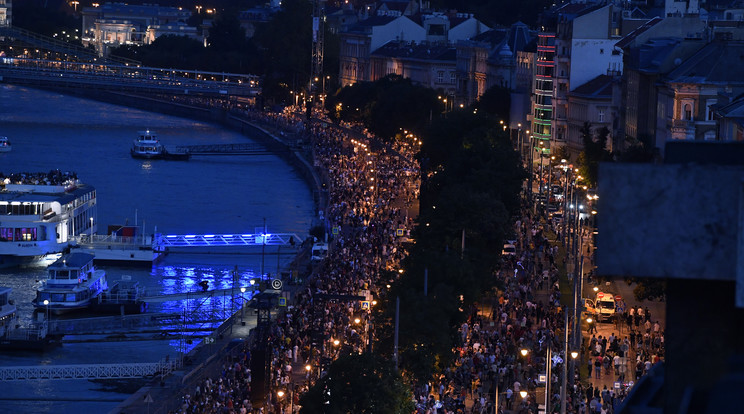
[15,85,327,224]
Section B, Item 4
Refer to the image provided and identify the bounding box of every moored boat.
[131,129,164,159]
[0,286,58,351]
[130,130,190,160]
[32,252,109,315]
[0,136,10,152]
[0,171,96,268]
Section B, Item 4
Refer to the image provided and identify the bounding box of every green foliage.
[327,75,440,140]
[577,123,612,188]
[629,278,667,301]
[12,1,80,39]
[616,134,657,163]
[374,109,526,383]
[298,353,415,414]
[472,85,511,117]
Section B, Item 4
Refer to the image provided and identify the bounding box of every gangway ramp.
[0,359,176,381]
[161,232,301,247]
[142,286,257,303]
[176,143,279,156]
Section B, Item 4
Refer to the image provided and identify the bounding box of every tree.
[577,123,612,188]
[472,85,511,117]
[299,353,414,414]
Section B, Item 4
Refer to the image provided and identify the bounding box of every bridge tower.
[307,0,325,119]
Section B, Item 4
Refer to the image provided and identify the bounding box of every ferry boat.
[131,129,164,159]
[130,130,190,160]
[32,252,108,315]
[0,286,57,351]
[0,286,18,338]
[0,171,96,268]
[0,136,10,152]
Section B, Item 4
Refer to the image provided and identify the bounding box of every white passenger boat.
[0,136,10,152]
[0,171,96,268]
[130,129,190,160]
[32,252,108,315]
[131,129,164,159]
[0,286,18,338]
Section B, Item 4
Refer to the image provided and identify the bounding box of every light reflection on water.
[0,85,312,412]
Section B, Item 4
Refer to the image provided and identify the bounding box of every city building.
[338,9,488,87]
[81,3,193,54]
[339,14,425,86]
[655,41,744,148]
[369,41,457,95]
[566,74,618,155]
[0,0,11,27]
[551,3,624,159]
[456,23,535,108]
[714,95,744,141]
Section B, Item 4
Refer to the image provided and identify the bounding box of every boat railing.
[75,234,155,246]
[5,322,48,341]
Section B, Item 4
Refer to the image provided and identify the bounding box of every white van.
[584,292,616,322]
[311,242,328,262]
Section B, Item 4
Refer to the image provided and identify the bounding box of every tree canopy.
[299,353,414,414]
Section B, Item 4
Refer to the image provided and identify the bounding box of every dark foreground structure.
[597,141,744,413]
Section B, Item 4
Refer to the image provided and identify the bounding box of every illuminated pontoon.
[160,233,301,247]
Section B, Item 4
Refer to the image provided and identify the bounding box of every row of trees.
[299,78,526,411]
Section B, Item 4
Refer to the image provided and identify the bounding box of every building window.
[598,109,605,123]
[600,49,604,54]
[683,103,692,120]
[450,72,456,84]
[437,71,444,83]
[706,100,717,121]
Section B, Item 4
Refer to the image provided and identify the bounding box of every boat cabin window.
[0,294,7,307]
[52,293,65,302]
[52,270,78,279]
[0,227,37,241]
[37,292,51,302]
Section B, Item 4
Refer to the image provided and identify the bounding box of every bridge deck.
[176,143,274,155]
[0,58,260,97]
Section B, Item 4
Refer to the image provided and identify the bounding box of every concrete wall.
[569,39,622,91]
[597,162,744,281]
[598,160,744,412]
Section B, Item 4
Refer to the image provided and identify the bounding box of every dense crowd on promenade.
[409,179,666,414]
[171,106,419,413]
[168,104,664,414]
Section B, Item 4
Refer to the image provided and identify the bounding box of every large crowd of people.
[168,104,663,414]
[170,106,419,413]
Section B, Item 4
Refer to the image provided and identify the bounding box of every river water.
[0,85,315,413]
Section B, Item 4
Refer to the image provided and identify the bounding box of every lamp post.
[90,216,94,240]
[521,345,551,413]
[240,287,246,322]
[43,299,50,321]
[538,141,545,204]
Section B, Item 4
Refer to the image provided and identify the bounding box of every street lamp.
[520,390,528,399]
[43,299,50,321]
[90,216,94,240]
[240,287,246,322]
